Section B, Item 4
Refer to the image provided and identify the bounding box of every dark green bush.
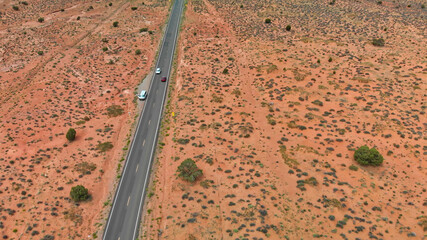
[354,145,384,166]
[177,159,203,182]
[135,49,141,55]
[265,18,271,24]
[140,28,148,32]
[38,17,44,23]
[66,128,76,141]
[286,25,291,31]
[113,21,119,27]
[70,185,89,202]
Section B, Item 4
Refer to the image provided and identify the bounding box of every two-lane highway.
[103,0,184,239]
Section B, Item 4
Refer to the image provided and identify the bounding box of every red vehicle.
[161,76,167,82]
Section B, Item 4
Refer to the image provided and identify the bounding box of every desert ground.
[142,0,426,239]
[0,0,168,239]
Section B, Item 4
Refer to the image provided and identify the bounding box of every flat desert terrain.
[0,0,168,238]
[142,0,426,239]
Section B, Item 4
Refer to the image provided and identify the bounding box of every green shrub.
[140,28,148,32]
[265,18,271,23]
[349,165,358,171]
[286,25,291,31]
[354,145,384,166]
[102,47,108,52]
[66,128,76,141]
[222,68,229,74]
[177,159,203,182]
[135,49,142,55]
[113,21,119,27]
[70,185,89,202]
[12,5,19,11]
[372,38,385,46]
[131,7,138,10]
[38,17,44,23]
[37,51,44,55]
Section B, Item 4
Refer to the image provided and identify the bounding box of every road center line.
[136,164,139,173]
[148,120,151,125]
[142,140,145,147]
[127,196,131,206]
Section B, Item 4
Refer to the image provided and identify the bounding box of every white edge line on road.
[127,196,131,206]
[142,140,145,146]
[136,164,139,172]
[102,0,172,236]
[132,0,184,239]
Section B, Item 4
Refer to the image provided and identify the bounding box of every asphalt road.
[103,0,183,239]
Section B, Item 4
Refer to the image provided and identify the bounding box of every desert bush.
[12,5,19,10]
[113,21,119,27]
[140,28,148,32]
[372,38,385,46]
[354,145,384,166]
[286,25,291,31]
[131,7,138,10]
[75,162,96,174]
[265,18,271,23]
[328,57,332,62]
[66,128,76,141]
[70,185,89,202]
[222,68,229,74]
[102,47,108,52]
[96,142,113,152]
[211,94,223,103]
[135,49,142,55]
[38,17,44,23]
[37,51,44,55]
[177,159,203,182]
[106,105,124,117]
